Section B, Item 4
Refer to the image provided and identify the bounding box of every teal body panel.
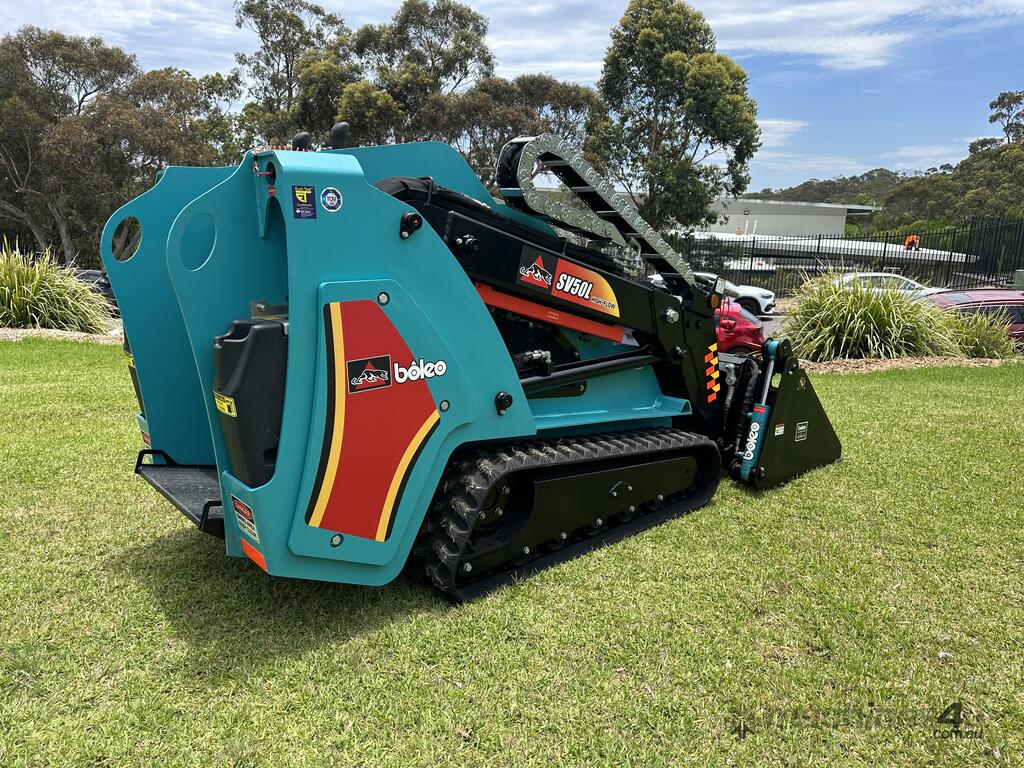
[101,141,690,585]
[100,166,234,464]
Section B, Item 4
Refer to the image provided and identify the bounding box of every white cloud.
[880,142,968,169]
[4,0,1024,80]
[753,151,868,176]
[705,0,1024,70]
[752,117,867,180]
[758,118,810,148]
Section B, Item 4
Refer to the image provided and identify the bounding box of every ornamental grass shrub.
[785,272,1017,361]
[0,242,112,334]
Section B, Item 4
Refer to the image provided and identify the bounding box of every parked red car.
[715,299,766,355]
[926,289,1024,343]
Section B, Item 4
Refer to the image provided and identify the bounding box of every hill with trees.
[756,168,906,207]
[757,91,1024,234]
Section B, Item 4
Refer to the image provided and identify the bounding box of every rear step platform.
[135,450,225,538]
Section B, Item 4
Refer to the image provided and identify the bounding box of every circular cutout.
[111,217,142,262]
[180,213,216,271]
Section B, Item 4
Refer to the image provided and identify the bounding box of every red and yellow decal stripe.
[307,302,346,528]
[375,409,440,541]
[305,300,440,541]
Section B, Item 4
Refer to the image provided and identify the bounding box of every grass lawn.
[1,338,1022,767]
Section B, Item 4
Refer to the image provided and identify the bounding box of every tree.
[514,74,599,149]
[234,0,346,143]
[989,90,1024,145]
[337,81,405,146]
[352,0,493,141]
[292,47,360,141]
[429,75,600,183]
[590,0,759,229]
[0,27,138,262]
[0,27,243,265]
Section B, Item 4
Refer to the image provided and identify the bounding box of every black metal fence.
[681,217,1024,296]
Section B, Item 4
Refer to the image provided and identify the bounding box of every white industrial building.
[704,198,880,237]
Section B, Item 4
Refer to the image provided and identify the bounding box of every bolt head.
[462,562,473,573]
[400,230,410,239]
[657,494,665,502]
[595,518,603,526]
[377,292,389,305]
[439,400,450,412]
[522,546,531,556]
[495,507,504,517]
[628,505,636,513]
[329,534,343,547]
[560,531,568,540]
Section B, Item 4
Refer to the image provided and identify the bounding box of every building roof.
[716,198,881,215]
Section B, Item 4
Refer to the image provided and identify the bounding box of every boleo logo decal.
[347,355,392,393]
[394,358,447,383]
[347,355,449,393]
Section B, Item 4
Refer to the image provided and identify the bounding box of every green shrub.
[784,273,959,361]
[941,308,1019,359]
[0,243,112,334]
[784,272,1020,361]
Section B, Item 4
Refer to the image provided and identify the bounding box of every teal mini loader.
[101,127,840,599]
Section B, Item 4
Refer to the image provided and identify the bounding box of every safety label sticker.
[774,423,785,436]
[320,186,342,212]
[233,497,260,543]
[214,391,237,417]
[292,185,317,219]
[795,421,809,442]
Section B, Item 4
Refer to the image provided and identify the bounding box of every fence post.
[966,216,978,287]
[946,228,957,287]
[748,236,755,285]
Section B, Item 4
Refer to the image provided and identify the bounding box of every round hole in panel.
[111,217,142,262]
[180,213,217,271]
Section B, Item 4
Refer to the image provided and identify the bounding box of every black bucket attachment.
[728,339,841,489]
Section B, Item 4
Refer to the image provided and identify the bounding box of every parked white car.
[833,272,941,300]
[694,271,776,315]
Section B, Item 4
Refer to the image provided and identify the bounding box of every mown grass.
[1,339,1022,767]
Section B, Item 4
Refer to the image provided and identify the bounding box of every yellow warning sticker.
[124,350,135,368]
[214,391,237,417]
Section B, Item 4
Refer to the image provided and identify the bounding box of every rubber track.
[414,427,719,600]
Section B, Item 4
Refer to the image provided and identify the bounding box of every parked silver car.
[834,272,941,299]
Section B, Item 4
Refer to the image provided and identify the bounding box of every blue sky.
[4,0,1023,189]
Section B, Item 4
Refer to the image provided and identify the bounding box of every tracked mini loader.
[101,128,840,599]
